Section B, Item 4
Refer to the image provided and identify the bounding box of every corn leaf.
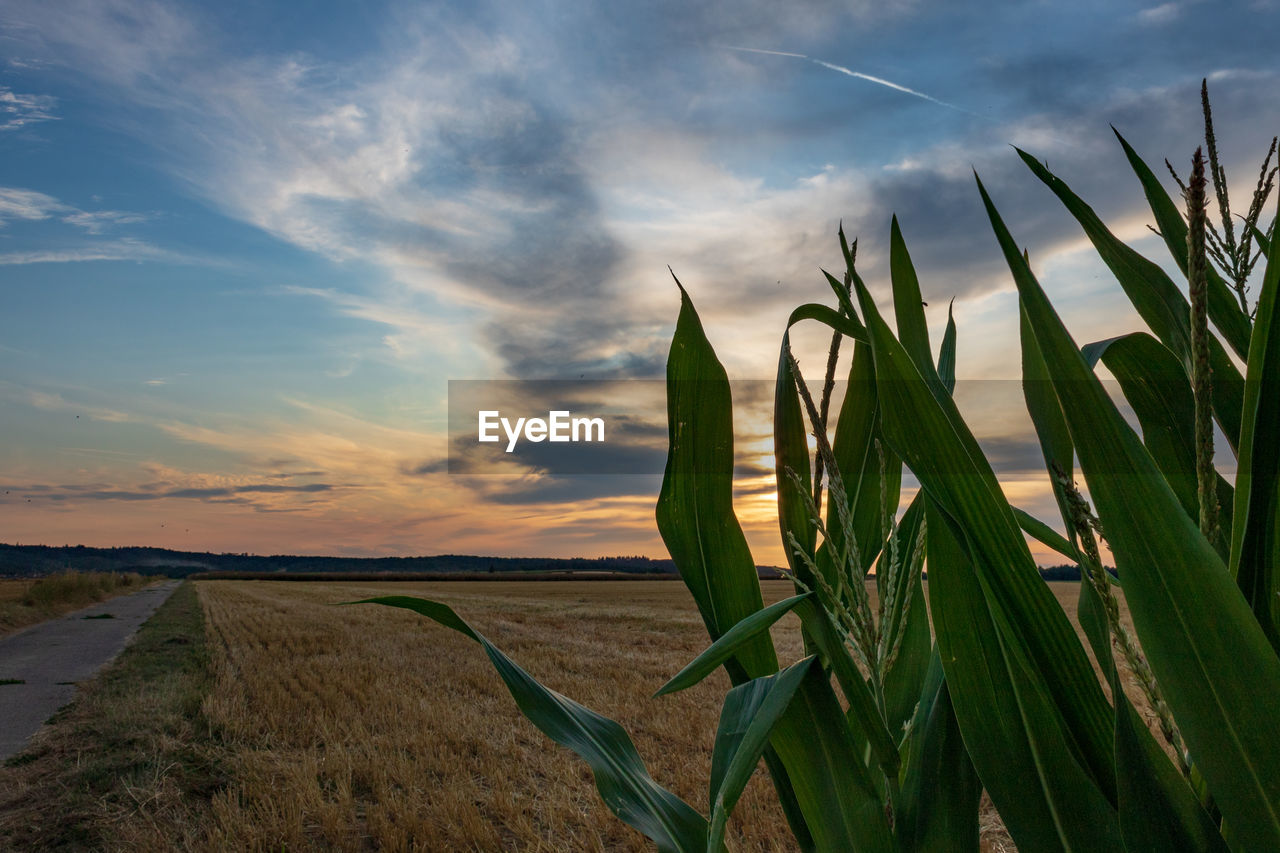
[1081,332,1234,558]
[351,596,709,853]
[1016,148,1245,453]
[1111,128,1252,360]
[787,301,867,343]
[1011,506,1075,562]
[924,501,1122,850]
[895,650,981,853]
[658,282,893,852]
[850,263,1119,802]
[656,595,811,697]
[937,300,957,393]
[775,333,816,583]
[658,280,780,677]
[707,658,816,852]
[819,341,900,577]
[1112,663,1228,853]
[1230,214,1280,650]
[980,174,1280,851]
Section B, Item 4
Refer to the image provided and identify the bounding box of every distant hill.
[0,542,747,579]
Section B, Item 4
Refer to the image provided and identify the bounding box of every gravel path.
[0,581,181,760]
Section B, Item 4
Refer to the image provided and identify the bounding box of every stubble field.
[190,578,1149,852]
[1,578,1152,851]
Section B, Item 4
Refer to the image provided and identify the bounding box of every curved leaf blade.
[351,596,708,853]
[708,658,816,852]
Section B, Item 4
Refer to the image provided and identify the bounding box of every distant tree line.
[0,543,696,579]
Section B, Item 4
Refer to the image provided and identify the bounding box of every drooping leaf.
[980,174,1280,851]
[351,596,708,853]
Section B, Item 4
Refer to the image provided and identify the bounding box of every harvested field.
[190,579,1152,852]
[0,578,1155,850]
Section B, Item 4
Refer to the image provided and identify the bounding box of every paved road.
[0,581,181,760]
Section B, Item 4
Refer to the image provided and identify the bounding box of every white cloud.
[0,86,56,130]
[0,187,62,222]
[0,238,172,265]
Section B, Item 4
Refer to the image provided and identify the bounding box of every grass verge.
[0,572,149,637]
[0,581,225,850]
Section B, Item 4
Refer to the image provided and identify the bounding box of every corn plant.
[354,93,1280,851]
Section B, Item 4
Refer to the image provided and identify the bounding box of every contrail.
[727,46,970,114]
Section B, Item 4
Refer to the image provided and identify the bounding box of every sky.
[1,0,1277,564]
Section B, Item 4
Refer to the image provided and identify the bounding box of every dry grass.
[0,572,150,637]
[0,581,225,851]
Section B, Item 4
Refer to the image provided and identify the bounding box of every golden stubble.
[195,579,1153,852]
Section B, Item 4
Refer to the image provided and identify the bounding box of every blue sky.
[1,0,1277,561]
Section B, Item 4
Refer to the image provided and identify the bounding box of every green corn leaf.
[350,596,709,853]
[881,309,956,736]
[822,268,860,320]
[1252,222,1271,257]
[656,594,811,697]
[1112,128,1252,360]
[937,300,957,393]
[775,333,816,584]
[1112,663,1228,853]
[659,282,893,852]
[980,173,1280,851]
[879,496,931,736]
[819,341,900,577]
[707,658,816,852]
[924,501,1122,850]
[658,280,780,678]
[1082,332,1233,557]
[1023,287,1223,848]
[1011,506,1075,562]
[787,301,868,343]
[1019,298,1121,683]
[889,216,937,383]
[1016,147,1245,453]
[895,651,982,853]
[850,260,1119,803]
[1230,213,1280,650]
